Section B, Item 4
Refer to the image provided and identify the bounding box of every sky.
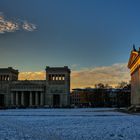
[1,0,140,88]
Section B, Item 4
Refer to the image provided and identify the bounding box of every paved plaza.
[0,108,140,140]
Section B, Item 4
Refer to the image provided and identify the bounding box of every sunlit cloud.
[0,14,19,33]
[0,12,36,34]
[19,71,45,80]
[19,63,130,89]
[71,63,130,89]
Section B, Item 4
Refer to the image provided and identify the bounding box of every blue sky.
[0,0,140,73]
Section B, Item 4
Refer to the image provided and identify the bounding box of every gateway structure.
[0,66,70,108]
[128,46,140,109]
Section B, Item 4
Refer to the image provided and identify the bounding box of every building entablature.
[10,88,44,92]
[10,80,45,92]
[15,80,46,84]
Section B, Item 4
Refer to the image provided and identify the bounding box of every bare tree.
[116,81,128,89]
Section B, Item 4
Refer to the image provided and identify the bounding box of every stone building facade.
[0,66,70,108]
[128,46,140,108]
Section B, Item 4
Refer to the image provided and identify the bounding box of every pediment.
[128,51,139,68]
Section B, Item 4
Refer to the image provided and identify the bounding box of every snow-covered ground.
[0,108,139,140]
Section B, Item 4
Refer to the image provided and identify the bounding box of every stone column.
[61,74,63,80]
[16,91,18,106]
[40,93,44,106]
[11,92,14,106]
[35,92,38,106]
[29,91,33,106]
[21,91,24,106]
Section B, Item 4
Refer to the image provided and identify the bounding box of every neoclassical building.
[0,66,70,108]
[128,45,140,108]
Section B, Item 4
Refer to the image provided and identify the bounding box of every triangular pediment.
[128,51,139,68]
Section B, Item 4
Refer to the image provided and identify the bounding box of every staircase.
[128,105,140,112]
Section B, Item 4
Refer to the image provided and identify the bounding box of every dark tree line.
[88,82,131,107]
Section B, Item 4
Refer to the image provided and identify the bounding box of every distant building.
[71,88,92,106]
[0,66,70,108]
[70,88,130,107]
[128,45,140,109]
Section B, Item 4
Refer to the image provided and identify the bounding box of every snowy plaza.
[0,108,140,140]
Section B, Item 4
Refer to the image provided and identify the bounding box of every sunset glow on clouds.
[19,63,130,89]
[71,63,130,89]
[19,71,45,80]
[0,12,36,33]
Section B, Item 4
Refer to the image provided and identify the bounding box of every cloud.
[19,71,45,80]
[22,21,37,31]
[71,63,130,89]
[0,12,36,34]
[18,63,130,89]
[0,14,19,33]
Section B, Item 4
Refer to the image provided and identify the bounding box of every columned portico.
[11,91,44,107]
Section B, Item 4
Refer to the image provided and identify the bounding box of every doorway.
[53,94,60,107]
[0,94,4,107]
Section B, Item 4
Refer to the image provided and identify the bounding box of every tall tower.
[45,66,70,107]
[0,67,18,107]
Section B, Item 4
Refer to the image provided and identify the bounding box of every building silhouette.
[0,66,70,108]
